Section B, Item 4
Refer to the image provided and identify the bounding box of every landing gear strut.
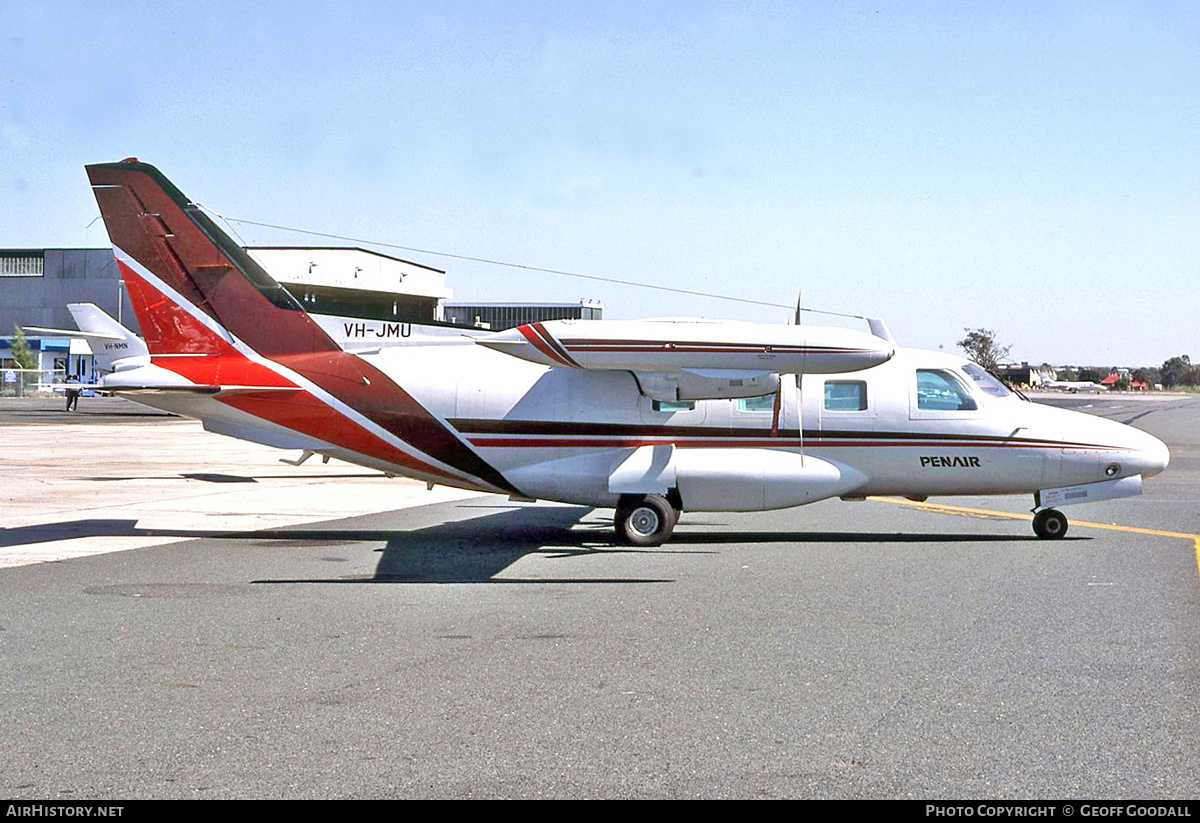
[614,494,677,547]
[1032,508,1068,539]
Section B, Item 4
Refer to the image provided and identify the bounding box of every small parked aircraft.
[76,159,1169,545]
[1044,380,1108,393]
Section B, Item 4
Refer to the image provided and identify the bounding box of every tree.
[10,325,38,398]
[957,328,1012,372]
[11,325,37,369]
[1160,355,1191,389]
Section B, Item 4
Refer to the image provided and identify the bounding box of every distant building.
[2,246,455,381]
[1,246,460,336]
[1100,373,1148,391]
[442,299,604,330]
[1,246,607,387]
[1,249,133,334]
[246,247,453,323]
[996,363,1057,389]
[1,249,131,384]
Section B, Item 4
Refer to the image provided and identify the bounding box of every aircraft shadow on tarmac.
[266,505,683,585]
[82,472,385,482]
[2,505,1072,585]
[253,508,1057,585]
[666,530,1061,545]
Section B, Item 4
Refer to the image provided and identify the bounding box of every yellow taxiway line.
[871,497,1200,580]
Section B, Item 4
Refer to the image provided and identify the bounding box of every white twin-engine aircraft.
[77,159,1168,546]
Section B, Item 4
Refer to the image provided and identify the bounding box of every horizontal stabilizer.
[102,384,303,397]
[22,326,125,342]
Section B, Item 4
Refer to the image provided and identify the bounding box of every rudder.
[86,159,333,359]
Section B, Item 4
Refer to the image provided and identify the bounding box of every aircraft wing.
[476,318,893,373]
[476,318,894,401]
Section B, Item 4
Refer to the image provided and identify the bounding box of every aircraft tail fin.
[83,158,520,495]
[85,159,335,360]
[65,303,150,372]
[22,303,149,373]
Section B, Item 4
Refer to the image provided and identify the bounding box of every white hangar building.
[1,246,601,386]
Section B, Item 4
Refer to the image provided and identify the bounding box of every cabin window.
[962,363,1012,398]
[916,369,978,411]
[652,400,696,412]
[736,394,776,412]
[824,380,867,412]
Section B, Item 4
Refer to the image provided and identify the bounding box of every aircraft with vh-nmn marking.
[70,158,1168,545]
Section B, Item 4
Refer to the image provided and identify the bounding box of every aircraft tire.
[1032,508,1068,539]
[615,494,677,547]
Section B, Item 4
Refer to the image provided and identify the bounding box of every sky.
[2,1,1197,366]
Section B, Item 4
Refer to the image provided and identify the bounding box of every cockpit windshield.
[916,369,978,411]
[962,363,1012,398]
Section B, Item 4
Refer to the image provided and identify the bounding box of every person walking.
[65,374,80,412]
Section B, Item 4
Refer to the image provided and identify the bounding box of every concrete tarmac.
[0,394,1196,798]
[0,397,480,568]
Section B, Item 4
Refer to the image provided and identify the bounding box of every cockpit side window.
[962,363,1012,398]
[916,369,978,411]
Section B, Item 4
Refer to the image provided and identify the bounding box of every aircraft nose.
[1034,404,1170,485]
[1113,424,1171,480]
[1137,431,1170,478]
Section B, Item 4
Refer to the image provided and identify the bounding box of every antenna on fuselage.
[795,293,805,462]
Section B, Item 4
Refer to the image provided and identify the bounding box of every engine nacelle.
[673,448,868,511]
[633,369,780,402]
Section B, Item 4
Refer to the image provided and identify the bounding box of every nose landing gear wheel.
[1033,508,1068,539]
[614,494,677,547]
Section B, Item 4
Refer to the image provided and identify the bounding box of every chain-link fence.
[0,368,73,397]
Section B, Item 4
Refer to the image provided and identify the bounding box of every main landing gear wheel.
[614,494,677,547]
[1032,508,1069,539]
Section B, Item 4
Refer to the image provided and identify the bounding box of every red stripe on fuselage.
[449,420,1134,453]
[448,419,1130,452]
[217,391,469,483]
[465,436,1131,451]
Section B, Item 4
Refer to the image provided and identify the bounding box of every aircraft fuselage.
[81,158,1170,545]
